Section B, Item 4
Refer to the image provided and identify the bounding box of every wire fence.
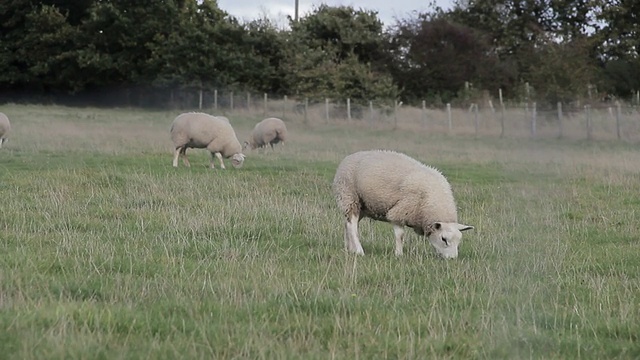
[188,89,640,142]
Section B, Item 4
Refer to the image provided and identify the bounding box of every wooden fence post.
[347,98,351,121]
[198,89,203,110]
[531,102,537,138]
[369,101,374,124]
[498,88,505,138]
[325,98,329,123]
[585,105,592,140]
[422,100,427,129]
[447,103,452,133]
[283,95,287,118]
[304,98,309,124]
[214,89,218,110]
[230,91,234,110]
[557,102,563,138]
[616,101,621,140]
[246,92,251,110]
[474,104,479,137]
[393,100,398,129]
[263,93,267,116]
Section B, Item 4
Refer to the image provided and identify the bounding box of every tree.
[387,15,507,103]
[283,5,397,102]
[242,17,289,94]
[0,0,94,92]
[17,5,82,92]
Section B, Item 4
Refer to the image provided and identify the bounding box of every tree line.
[1,0,638,107]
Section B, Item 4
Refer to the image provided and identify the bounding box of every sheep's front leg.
[393,225,405,256]
[214,152,226,169]
[345,213,364,255]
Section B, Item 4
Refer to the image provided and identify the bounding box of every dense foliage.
[0,0,638,106]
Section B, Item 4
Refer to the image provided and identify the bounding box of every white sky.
[216,0,456,28]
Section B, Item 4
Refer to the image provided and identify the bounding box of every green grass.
[1,104,639,359]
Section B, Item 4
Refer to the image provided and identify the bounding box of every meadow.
[0,103,639,359]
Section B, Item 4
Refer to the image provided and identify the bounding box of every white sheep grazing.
[332,150,474,258]
[170,112,245,169]
[214,115,230,123]
[242,117,288,151]
[0,112,10,149]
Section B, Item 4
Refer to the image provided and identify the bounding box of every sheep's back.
[335,150,457,221]
[254,118,286,144]
[171,112,225,148]
[0,113,10,136]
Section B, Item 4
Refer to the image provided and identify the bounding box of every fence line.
[187,89,640,142]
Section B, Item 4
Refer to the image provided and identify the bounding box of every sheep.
[0,112,10,149]
[170,112,245,169]
[242,117,288,151]
[332,150,474,258]
[214,115,229,123]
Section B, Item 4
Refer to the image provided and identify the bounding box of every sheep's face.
[427,222,474,259]
[242,141,252,151]
[231,153,245,168]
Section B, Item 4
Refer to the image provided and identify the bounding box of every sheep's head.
[426,222,474,259]
[242,141,252,151]
[231,153,245,168]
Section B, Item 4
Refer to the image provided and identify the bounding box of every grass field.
[1,104,639,359]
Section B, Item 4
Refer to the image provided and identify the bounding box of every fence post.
[369,101,374,124]
[393,100,398,130]
[198,89,203,110]
[283,95,287,118]
[347,98,351,121]
[557,102,563,138]
[499,89,504,138]
[531,102,537,139]
[447,103,452,133]
[325,98,329,123]
[585,105,592,140]
[304,98,309,124]
[474,104,479,137]
[247,92,251,110]
[263,93,267,116]
[230,91,234,110]
[422,100,427,129]
[214,89,218,110]
[616,101,621,140]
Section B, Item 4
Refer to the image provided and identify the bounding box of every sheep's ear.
[457,224,474,232]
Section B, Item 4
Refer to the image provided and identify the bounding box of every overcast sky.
[216,0,456,28]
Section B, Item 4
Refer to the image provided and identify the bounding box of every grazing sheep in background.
[0,112,10,149]
[333,150,474,258]
[243,117,288,151]
[170,112,245,169]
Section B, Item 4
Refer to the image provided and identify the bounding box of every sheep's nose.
[441,252,458,259]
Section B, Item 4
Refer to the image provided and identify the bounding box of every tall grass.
[0,104,639,359]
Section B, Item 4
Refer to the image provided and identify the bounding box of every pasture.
[0,104,639,359]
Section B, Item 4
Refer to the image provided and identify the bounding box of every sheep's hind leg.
[345,213,364,255]
[180,147,190,167]
[172,147,182,167]
[393,225,405,256]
